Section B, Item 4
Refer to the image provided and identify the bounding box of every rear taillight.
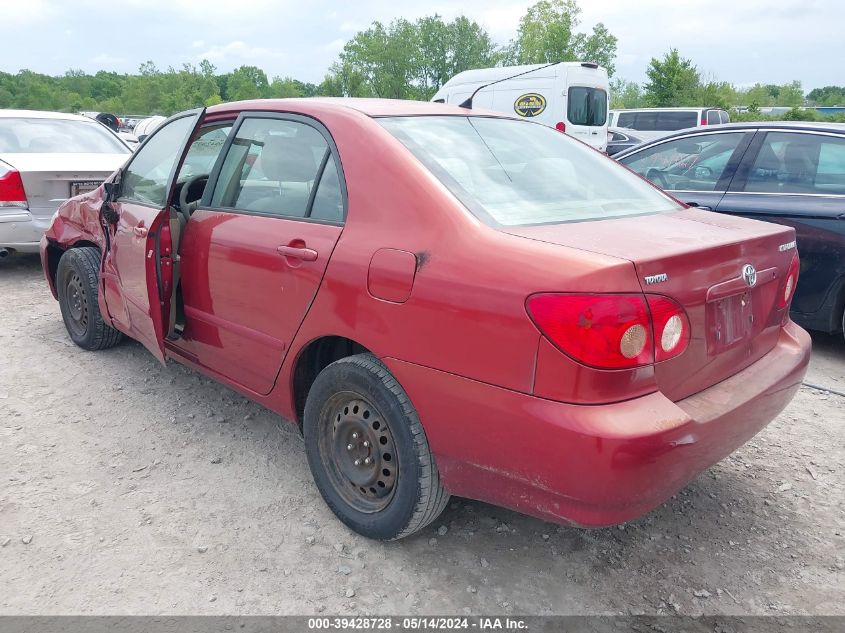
[527,293,690,369]
[701,114,707,125]
[778,254,800,309]
[555,122,566,133]
[647,295,690,362]
[0,164,27,208]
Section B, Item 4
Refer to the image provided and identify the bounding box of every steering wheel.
[178,174,209,217]
[646,167,670,189]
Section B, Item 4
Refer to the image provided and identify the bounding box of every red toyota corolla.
[40,98,811,540]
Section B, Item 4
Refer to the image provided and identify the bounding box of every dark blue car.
[616,122,845,340]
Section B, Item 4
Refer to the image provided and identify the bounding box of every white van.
[432,62,609,151]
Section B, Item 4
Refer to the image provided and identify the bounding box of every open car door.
[100,108,205,364]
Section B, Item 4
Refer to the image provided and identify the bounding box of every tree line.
[1,0,841,120]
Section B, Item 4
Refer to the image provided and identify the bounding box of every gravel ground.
[1,252,843,616]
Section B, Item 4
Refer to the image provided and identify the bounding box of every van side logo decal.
[514,93,546,117]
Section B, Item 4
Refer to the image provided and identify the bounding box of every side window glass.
[617,113,635,128]
[720,111,731,124]
[121,115,197,206]
[177,124,232,181]
[707,111,721,125]
[211,118,328,218]
[310,155,344,222]
[816,138,845,194]
[620,133,745,192]
[743,132,840,194]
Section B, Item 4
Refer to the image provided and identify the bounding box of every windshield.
[0,117,130,154]
[379,116,681,226]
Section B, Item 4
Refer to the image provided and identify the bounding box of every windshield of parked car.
[0,118,129,154]
[379,116,681,226]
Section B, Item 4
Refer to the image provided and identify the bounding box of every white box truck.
[432,62,609,152]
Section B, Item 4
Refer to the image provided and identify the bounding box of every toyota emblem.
[742,263,757,287]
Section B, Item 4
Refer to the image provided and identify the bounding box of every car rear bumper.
[0,210,50,252]
[385,320,811,527]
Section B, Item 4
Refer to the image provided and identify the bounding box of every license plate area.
[70,180,101,197]
[710,292,754,352]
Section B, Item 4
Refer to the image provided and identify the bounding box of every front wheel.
[303,354,449,540]
[56,247,123,351]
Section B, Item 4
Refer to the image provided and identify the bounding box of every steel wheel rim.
[318,392,398,513]
[65,272,89,336]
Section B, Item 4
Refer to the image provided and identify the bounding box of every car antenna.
[458,61,561,110]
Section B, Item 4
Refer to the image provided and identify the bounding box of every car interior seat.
[245,134,319,217]
[747,143,783,191]
[782,141,818,192]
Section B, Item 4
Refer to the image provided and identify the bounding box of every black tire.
[56,247,123,351]
[303,353,449,540]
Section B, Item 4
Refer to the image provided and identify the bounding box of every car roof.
[614,120,845,158]
[611,107,722,113]
[207,97,509,119]
[703,120,845,132]
[0,109,95,122]
[642,120,845,138]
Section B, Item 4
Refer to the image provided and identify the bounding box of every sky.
[2,0,842,90]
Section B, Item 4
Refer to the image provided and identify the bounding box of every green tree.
[225,65,269,101]
[338,19,418,99]
[807,85,845,106]
[326,15,497,100]
[609,78,644,109]
[506,0,617,74]
[643,48,700,106]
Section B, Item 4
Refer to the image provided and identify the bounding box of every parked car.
[0,109,131,255]
[433,62,609,151]
[607,127,647,156]
[80,110,140,149]
[40,99,809,540]
[132,115,166,143]
[616,121,845,339]
[609,107,730,142]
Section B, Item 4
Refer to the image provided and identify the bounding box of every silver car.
[0,110,131,255]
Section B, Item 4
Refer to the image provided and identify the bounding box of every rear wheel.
[57,247,122,351]
[303,354,449,540]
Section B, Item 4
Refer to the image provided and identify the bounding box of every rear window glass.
[657,112,698,130]
[614,111,697,132]
[0,117,129,154]
[567,87,607,127]
[379,116,681,227]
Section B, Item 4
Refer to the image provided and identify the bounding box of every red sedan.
[40,99,811,540]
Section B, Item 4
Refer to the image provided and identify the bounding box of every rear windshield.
[0,117,129,154]
[616,111,698,131]
[568,87,607,126]
[379,116,681,226]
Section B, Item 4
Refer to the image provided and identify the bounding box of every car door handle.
[276,244,318,261]
[687,203,713,211]
[133,225,148,237]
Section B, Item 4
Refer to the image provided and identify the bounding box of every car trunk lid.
[505,208,797,401]
[0,152,126,220]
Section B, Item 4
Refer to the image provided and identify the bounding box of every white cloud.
[92,54,126,66]
[197,41,286,64]
[0,0,841,91]
[4,0,57,24]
